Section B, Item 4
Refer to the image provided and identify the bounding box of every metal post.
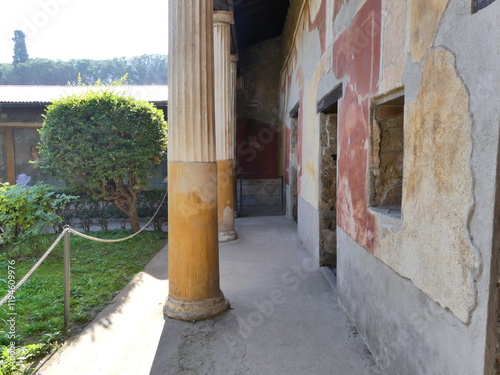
[64,230,70,329]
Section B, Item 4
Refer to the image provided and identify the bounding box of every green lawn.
[0,229,167,374]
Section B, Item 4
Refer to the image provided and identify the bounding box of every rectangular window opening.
[369,89,405,216]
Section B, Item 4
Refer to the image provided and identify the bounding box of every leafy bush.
[38,89,168,233]
[0,183,77,257]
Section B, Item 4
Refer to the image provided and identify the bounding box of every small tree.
[12,30,29,65]
[38,89,168,232]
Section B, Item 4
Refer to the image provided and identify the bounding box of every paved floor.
[37,216,383,375]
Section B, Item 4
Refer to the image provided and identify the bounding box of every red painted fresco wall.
[236,118,279,179]
[333,0,381,252]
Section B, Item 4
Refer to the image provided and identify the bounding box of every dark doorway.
[319,113,337,267]
[236,118,282,216]
[317,84,342,268]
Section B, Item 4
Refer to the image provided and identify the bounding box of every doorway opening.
[317,83,342,268]
[288,102,300,222]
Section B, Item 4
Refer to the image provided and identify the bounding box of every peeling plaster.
[379,0,407,92]
[376,48,478,323]
[334,0,381,252]
[337,85,376,251]
[307,0,327,53]
[279,0,500,371]
[332,0,382,96]
[409,0,449,63]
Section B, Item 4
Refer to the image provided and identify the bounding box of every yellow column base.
[217,159,237,242]
[165,161,229,321]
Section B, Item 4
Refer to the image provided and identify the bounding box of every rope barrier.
[0,229,68,307]
[68,189,168,243]
[0,190,168,308]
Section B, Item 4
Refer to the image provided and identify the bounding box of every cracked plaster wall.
[280,0,500,372]
[377,47,478,324]
[281,0,498,319]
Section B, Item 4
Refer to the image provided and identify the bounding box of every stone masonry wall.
[372,114,403,207]
[319,113,337,267]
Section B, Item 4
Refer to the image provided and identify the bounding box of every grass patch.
[0,229,167,374]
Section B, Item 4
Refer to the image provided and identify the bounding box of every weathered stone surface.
[280,0,500,372]
[372,113,404,207]
[237,38,282,128]
[320,113,337,267]
[217,160,236,241]
[337,85,377,252]
[381,0,406,91]
[214,11,234,161]
[166,161,229,320]
[410,0,449,62]
[322,229,336,253]
[338,227,484,375]
[376,47,478,323]
[166,0,228,321]
[168,0,216,163]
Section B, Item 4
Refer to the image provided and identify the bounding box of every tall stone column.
[230,54,239,216]
[214,11,237,242]
[164,0,229,321]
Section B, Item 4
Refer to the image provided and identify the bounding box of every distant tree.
[0,55,168,85]
[127,54,168,84]
[12,30,29,65]
[38,89,168,232]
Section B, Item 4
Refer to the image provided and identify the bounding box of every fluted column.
[230,54,239,216]
[164,0,229,321]
[214,11,237,242]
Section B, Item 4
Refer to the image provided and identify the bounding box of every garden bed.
[0,229,167,374]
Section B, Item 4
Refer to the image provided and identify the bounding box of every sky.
[0,0,169,63]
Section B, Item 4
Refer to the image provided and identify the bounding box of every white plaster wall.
[300,79,321,210]
[298,197,320,262]
[338,227,487,375]
[294,20,322,209]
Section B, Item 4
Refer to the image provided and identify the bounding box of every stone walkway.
[38,216,383,375]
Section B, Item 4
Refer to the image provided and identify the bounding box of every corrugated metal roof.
[0,85,168,104]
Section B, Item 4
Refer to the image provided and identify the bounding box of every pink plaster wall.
[281,0,382,253]
[333,0,381,253]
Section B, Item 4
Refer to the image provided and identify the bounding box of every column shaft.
[231,54,239,217]
[214,11,237,242]
[164,0,229,321]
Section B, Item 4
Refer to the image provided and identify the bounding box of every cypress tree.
[12,30,29,65]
